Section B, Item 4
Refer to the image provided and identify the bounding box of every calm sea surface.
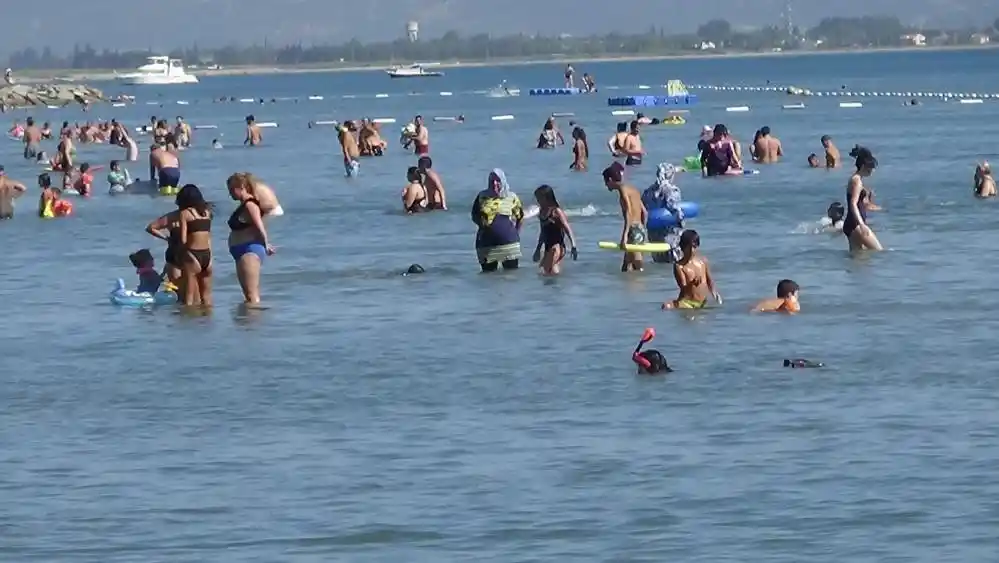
[3,49,999,562]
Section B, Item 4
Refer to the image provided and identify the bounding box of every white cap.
[702,125,712,132]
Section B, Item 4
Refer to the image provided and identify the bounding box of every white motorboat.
[116,56,199,85]
[386,63,444,78]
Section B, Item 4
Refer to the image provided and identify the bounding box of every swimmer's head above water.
[632,328,672,375]
[602,163,624,189]
[827,202,845,224]
[849,145,878,175]
[807,153,821,167]
[403,264,425,276]
[128,248,155,270]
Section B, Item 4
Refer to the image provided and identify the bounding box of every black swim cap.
[405,264,425,275]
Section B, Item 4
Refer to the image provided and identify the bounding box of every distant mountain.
[3,0,996,54]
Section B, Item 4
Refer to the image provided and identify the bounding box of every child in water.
[129,248,162,294]
[752,279,801,314]
[662,229,722,310]
[631,328,671,374]
[107,160,131,194]
[531,184,577,275]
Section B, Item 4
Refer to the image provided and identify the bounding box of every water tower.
[407,21,419,42]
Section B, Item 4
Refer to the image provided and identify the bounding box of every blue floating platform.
[607,95,698,107]
[529,87,582,96]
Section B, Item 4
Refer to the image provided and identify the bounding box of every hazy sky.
[3,0,992,54]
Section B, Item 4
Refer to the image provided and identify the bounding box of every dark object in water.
[403,264,425,276]
[784,358,823,368]
[129,248,154,268]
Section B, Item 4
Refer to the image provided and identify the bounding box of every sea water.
[2,49,999,562]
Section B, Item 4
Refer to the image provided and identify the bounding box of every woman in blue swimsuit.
[227,172,275,304]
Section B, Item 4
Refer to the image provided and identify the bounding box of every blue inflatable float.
[607,95,698,107]
[647,202,699,230]
[109,279,177,307]
[529,88,582,96]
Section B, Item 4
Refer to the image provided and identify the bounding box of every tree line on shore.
[7,16,998,70]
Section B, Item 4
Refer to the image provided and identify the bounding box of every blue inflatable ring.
[647,202,699,230]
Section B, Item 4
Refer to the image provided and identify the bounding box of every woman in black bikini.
[401,166,428,214]
[176,184,213,306]
[843,146,884,252]
[531,185,577,276]
[145,208,183,293]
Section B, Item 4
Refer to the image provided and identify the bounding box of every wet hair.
[405,264,425,275]
[79,163,90,173]
[850,145,878,171]
[777,279,800,299]
[406,166,422,183]
[38,172,51,187]
[573,127,589,158]
[26,117,33,126]
[820,134,831,144]
[602,164,623,184]
[616,122,627,133]
[760,126,771,136]
[246,114,255,123]
[544,118,555,130]
[175,184,210,214]
[753,129,763,143]
[418,156,432,169]
[827,201,845,223]
[679,229,700,249]
[713,123,728,136]
[808,153,819,161]
[110,160,120,170]
[129,248,154,269]
[534,184,560,208]
[636,349,671,374]
[629,120,639,132]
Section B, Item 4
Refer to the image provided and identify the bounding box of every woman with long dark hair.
[843,146,884,252]
[176,184,213,306]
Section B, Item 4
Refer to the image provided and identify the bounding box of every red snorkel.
[631,327,656,371]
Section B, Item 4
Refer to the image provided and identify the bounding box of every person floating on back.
[631,328,671,375]
[752,279,801,314]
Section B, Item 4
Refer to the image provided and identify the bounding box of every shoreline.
[14,44,997,84]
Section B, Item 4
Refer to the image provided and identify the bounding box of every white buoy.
[193,125,218,130]
[491,115,515,121]
[238,98,255,103]
[308,95,324,100]
[726,106,750,112]
[551,112,574,117]
[257,122,279,128]
[372,118,396,124]
[112,103,126,107]
[311,120,338,126]
[375,93,389,98]
[782,103,805,110]
[439,91,453,96]
[47,105,59,109]
[638,85,651,90]
[176,100,189,105]
[959,99,984,104]
[611,110,635,116]
[839,102,863,108]
[433,116,457,122]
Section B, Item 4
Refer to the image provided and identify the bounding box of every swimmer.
[417,156,447,210]
[603,164,647,272]
[128,248,162,294]
[107,160,132,194]
[636,112,653,126]
[174,116,192,148]
[843,146,884,252]
[570,127,589,171]
[23,117,41,160]
[0,166,27,219]
[40,122,51,140]
[821,135,840,168]
[212,139,223,149]
[564,64,575,88]
[751,279,801,314]
[752,126,782,163]
[532,184,578,276]
[402,166,428,214]
[244,115,262,146]
[403,264,425,276]
[631,328,671,375]
[115,123,138,161]
[623,120,644,166]
[73,163,94,197]
[582,72,596,93]
[975,162,996,198]
[808,154,822,168]
[56,130,74,172]
[607,122,628,157]
[662,230,722,310]
[150,144,181,190]
[338,122,360,177]
[537,117,563,149]
[699,124,741,176]
[37,172,57,217]
[826,202,845,230]
[408,115,429,156]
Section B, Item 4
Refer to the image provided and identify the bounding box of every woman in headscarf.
[642,162,685,263]
[472,168,524,272]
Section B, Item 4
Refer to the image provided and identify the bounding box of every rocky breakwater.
[0,83,106,108]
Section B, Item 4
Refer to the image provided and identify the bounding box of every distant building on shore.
[901,33,926,46]
[407,21,419,42]
[971,33,991,45]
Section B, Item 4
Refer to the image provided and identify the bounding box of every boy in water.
[129,249,162,294]
[662,230,722,309]
[603,164,647,272]
[752,279,801,314]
